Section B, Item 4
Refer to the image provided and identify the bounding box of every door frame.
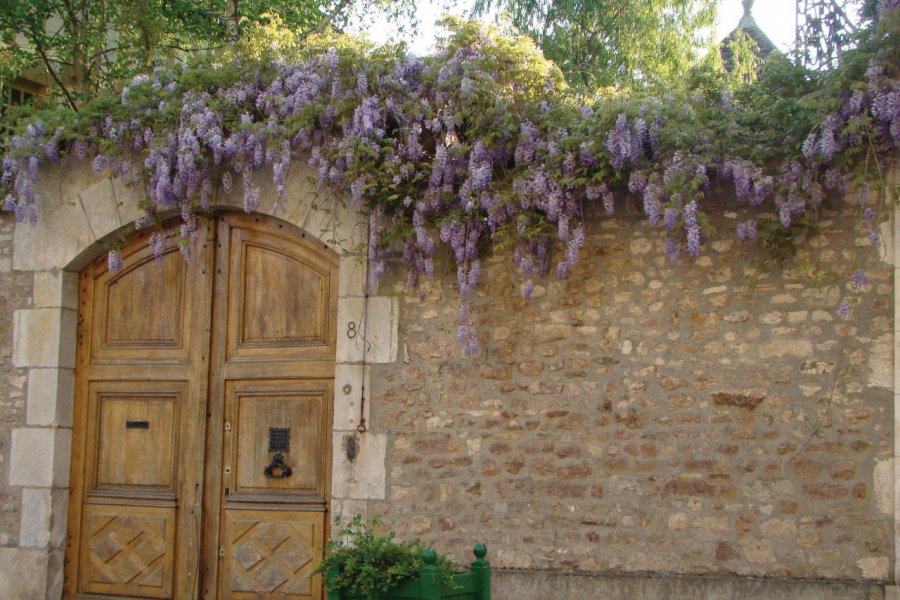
[63,211,338,599]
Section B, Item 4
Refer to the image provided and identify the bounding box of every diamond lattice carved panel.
[81,504,176,598]
[223,510,322,599]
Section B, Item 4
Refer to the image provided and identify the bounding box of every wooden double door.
[65,213,337,600]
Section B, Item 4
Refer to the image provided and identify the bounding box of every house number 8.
[346,321,357,339]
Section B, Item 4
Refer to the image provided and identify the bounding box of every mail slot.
[125,420,150,429]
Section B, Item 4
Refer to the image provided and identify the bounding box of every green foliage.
[471,0,717,89]
[0,0,413,112]
[314,515,459,597]
[756,214,819,266]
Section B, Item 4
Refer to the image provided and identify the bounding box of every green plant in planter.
[315,514,489,600]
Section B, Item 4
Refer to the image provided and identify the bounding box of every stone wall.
[368,192,894,583]
[0,211,48,596]
[0,154,895,598]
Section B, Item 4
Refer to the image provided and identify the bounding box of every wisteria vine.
[2,9,899,356]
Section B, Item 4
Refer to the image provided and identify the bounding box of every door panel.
[66,213,335,600]
[225,380,330,497]
[91,381,182,492]
[91,244,193,363]
[220,510,323,599]
[79,504,176,598]
[224,221,337,362]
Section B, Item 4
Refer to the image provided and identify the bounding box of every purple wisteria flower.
[837,299,851,320]
[107,250,124,273]
[736,219,758,241]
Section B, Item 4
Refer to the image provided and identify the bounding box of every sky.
[348,0,800,56]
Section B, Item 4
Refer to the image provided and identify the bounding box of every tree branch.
[26,22,78,111]
[306,0,353,37]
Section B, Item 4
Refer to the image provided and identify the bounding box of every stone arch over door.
[5,161,398,600]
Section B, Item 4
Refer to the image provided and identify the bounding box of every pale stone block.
[896,394,900,457]
[110,177,146,225]
[867,333,893,390]
[27,369,75,427]
[49,489,69,550]
[53,428,72,488]
[301,198,367,255]
[13,309,77,369]
[333,364,371,431]
[78,177,121,239]
[336,296,398,364]
[0,547,48,599]
[874,458,893,516]
[886,585,900,600]
[880,218,894,266]
[895,268,900,333]
[330,499,370,540]
[13,195,96,271]
[331,432,387,500]
[20,488,51,548]
[10,428,55,487]
[47,549,65,600]
[32,270,78,310]
[338,254,371,298]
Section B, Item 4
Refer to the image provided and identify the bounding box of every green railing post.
[325,562,342,600]
[471,544,490,600]
[420,548,442,600]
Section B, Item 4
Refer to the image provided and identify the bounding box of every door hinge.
[219,547,225,557]
[224,421,232,432]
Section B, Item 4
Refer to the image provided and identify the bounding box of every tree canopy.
[471,0,717,88]
[0,0,411,111]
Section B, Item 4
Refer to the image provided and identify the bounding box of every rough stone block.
[757,339,812,358]
[336,297,398,364]
[32,270,78,310]
[19,488,51,548]
[26,369,75,427]
[13,309,77,369]
[10,428,55,487]
[331,432,386,500]
[333,364,371,431]
[0,548,48,600]
[856,556,889,580]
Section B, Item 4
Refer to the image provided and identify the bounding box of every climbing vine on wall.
[1,7,899,355]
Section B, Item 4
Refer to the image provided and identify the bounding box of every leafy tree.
[0,0,409,111]
[470,0,717,89]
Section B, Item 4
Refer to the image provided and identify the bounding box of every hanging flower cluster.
[2,11,899,355]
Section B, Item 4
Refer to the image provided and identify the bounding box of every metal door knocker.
[264,427,293,479]
[264,452,293,478]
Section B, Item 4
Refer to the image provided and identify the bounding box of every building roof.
[720,0,779,69]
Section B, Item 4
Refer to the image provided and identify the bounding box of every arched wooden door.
[64,213,337,600]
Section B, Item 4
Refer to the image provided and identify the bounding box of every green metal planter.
[325,544,490,600]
